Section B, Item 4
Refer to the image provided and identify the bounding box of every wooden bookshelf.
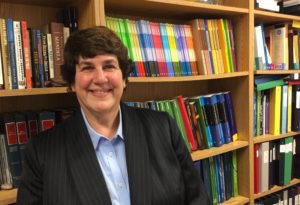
[1,0,300,204]
[0,189,17,205]
[254,179,300,200]
[191,140,249,161]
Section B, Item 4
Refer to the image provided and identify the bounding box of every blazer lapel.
[64,110,111,205]
[121,104,151,205]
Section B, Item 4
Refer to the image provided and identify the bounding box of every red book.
[176,96,197,151]
[254,143,259,194]
[149,22,168,77]
[21,21,32,89]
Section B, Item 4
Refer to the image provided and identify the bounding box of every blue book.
[203,19,215,74]
[199,96,214,148]
[201,159,213,205]
[224,91,238,141]
[6,18,18,89]
[203,94,225,147]
[216,155,226,202]
[222,152,233,200]
[215,93,232,143]
[135,21,151,77]
[178,24,192,76]
[281,85,288,134]
[173,24,187,76]
[36,29,45,87]
[213,156,222,203]
[159,23,174,76]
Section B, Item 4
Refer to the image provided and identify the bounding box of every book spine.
[13,21,26,89]
[6,18,18,89]
[0,18,11,89]
[21,21,32,89]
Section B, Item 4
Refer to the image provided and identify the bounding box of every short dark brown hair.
[61,26,133,88]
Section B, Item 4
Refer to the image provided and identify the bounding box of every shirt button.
[117,182,123,188]
[108,152,113,157]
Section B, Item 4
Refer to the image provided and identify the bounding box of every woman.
[17,26,210,205]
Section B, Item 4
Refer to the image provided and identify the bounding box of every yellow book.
[212,19,224,74]
[165,23,181,76]
[207,19,219,74]
[269,86,282,135]
[216,19,230,73]
[293,34,299,69]
[287,84,292,132]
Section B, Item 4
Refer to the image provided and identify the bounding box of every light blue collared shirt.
[81,109,130,205]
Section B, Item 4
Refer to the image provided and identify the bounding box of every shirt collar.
[81,108,124,150]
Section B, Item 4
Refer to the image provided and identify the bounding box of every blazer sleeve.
[168,115,211,205]
[16,139,43,205]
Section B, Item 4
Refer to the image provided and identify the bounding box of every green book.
[223,19,234,73]
[232,150,238,196]
[209,157,218,205]
[170,99,190,151]
[284,137,293,185]
[256,79,285,91]
[256,90,261,136]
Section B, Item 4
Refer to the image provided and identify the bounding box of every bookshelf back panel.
[0,2,60,27]
[122,81,210,102]
[0,94,79,113]
[236,147,250,197]
[104,0,248,22]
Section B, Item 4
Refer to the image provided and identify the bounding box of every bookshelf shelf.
[254,9,300,23]
[223,195,249,205]
[0,189,17,205]
[128,71,249,83]
[0,87,69,97]
[255,70,300,75]
[253,132,300,144]
[191,140,249,161]
[254,179,300,200]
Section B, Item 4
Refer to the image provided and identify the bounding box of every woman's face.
[72,54,125,117]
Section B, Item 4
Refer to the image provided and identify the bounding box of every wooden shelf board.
[0,0,73,7]
[191,140,249,161]
[255,70,300,75]
[105,0,248,20]
[0,87,69,97]
[222,195,249,205]
[128,71,249,83]
[254,132,300,144]
[254,179,300,200]
[0,189,17,205]
[254,9,300,23]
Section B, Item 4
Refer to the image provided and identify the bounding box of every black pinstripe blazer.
[16,103,210,205]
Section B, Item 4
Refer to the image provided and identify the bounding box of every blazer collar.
[65,109,111,205]
[65,105,151,205]
[121,103,151,205]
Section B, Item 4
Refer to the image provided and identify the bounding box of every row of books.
[255,185,300,205]
[0,108,74,188]
[254,75,300,136]
[106,17,237,77]
[125,91,238,152]
[254,21,300,71]
[254,136,300,194]
[194,151,238,205]
[0,12,76,90]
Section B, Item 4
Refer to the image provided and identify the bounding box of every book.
[0,113,22,187]
[49,22,65,85]
[259,141,269,193]
[37,111,56,132]
[176,96,197,151]
[0,18,11,89]
[6,18,18,89]
[223,91,238,141]
[292,84,300,131]
[202,94,225,147]
[269,86,282,135]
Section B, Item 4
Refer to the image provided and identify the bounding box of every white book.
[0,47,4,88]
[13,20,26,89]
[47,33,54,78]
